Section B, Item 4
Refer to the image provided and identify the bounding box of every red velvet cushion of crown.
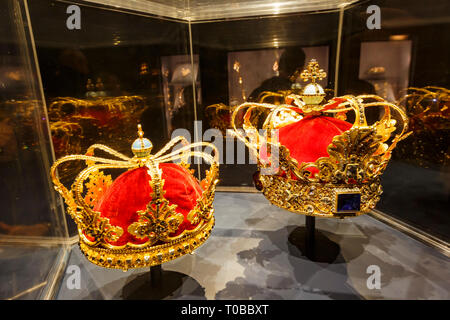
[259,114,352,179]
[83,163,202,246]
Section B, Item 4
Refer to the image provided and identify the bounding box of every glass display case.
[1,0,448,300]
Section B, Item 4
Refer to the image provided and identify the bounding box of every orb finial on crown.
[131,124,153,157]
[300,59,327,105]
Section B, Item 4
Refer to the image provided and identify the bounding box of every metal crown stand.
[149,264,163,287]
[305,216,316,259]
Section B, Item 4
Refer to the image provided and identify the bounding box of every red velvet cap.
[279,115,352,164]
[261,115,352,177]
[92,163,202,246]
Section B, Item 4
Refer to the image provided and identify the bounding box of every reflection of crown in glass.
[232,59,410,218]
[398,86,449,127]
[395,86,449,167]
[367,66,386,75]
[51,125,219,270]
[205,103,236,135]
[48,96,148,181]
[258,60,333,105]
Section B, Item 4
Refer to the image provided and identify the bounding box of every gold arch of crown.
[232,94,410,170]
[50,126,219,269]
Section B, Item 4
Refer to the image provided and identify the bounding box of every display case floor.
[56,192,449,300]
[0,245,61,300]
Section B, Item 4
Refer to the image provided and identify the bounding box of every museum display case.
[0,0,448,300]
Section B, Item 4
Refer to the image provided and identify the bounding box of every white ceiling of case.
[82,0,358,21]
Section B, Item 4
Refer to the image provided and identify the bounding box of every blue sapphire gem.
[336,193,361,212]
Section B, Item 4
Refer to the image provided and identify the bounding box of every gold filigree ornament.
[231,59,411,218]
[51,124,219,270]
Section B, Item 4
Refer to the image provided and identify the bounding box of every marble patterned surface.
[56,192,450,300]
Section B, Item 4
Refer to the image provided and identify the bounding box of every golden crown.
[232,60,410,218]
[51,125,219,270]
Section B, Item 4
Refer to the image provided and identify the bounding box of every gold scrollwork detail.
[83,212,124,244]
[128,186,184,244]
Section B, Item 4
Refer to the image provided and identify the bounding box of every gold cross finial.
[300,59,327,83]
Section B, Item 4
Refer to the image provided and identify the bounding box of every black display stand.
[288,215,340,263]
[121,263,206,299]
[149,264,162,287]
[305,216,315,259]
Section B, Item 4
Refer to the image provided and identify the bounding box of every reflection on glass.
[48,96,148,182]
[0,100,53,237]
[359,40,412,102]
[1,0,68,300]
[227,46,329,105]
[0,1,58,239]
[342,0,450,241]
[395,86,449,168]
[161,54,200,135]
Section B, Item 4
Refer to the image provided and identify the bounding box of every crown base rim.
[259,175,382,219]
[79,217,215,271]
